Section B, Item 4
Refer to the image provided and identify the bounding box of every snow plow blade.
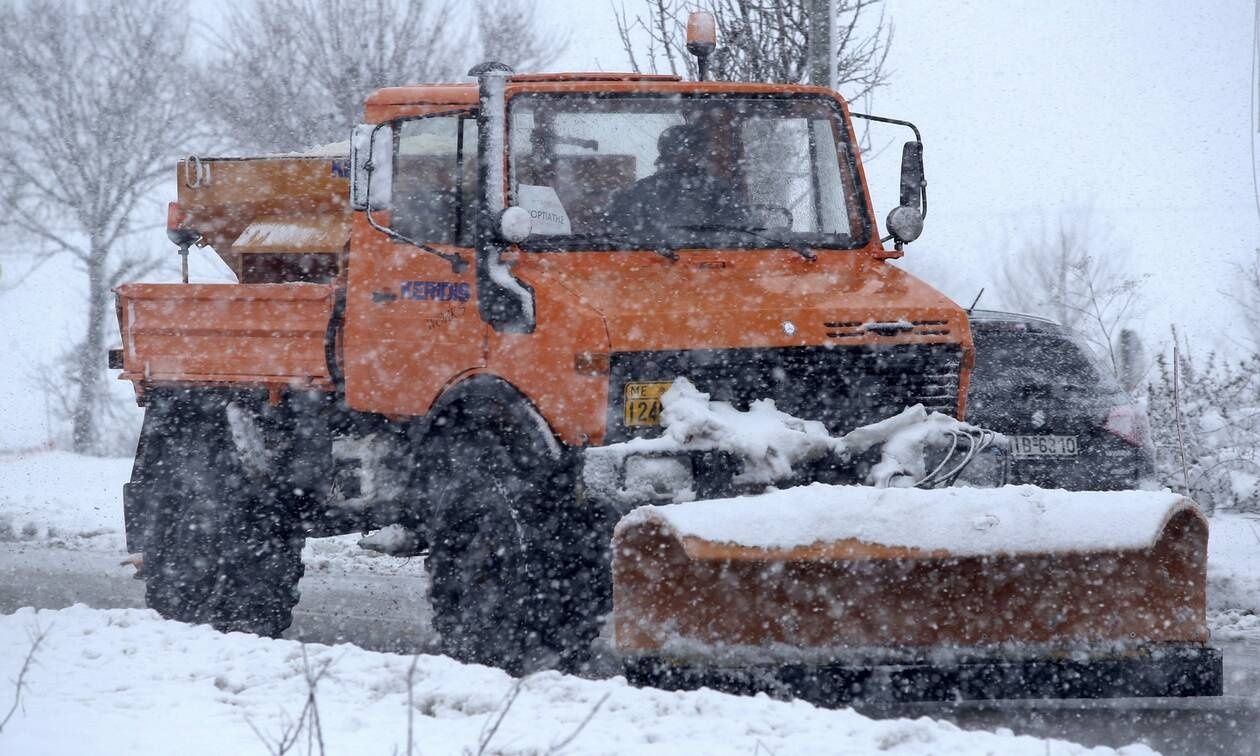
[612,486,1222,704]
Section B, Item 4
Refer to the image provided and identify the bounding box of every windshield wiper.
[552,233,678,260]
[668,223,817,260]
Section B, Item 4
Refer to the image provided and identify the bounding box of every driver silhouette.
[606,124,747,235]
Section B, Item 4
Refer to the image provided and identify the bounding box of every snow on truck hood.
[618,484,1201,558]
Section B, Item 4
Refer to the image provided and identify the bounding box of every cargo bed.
[114,283,335,391]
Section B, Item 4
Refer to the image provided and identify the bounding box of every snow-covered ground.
[1206,512,1260,611]
[0,605,1157,756]
[1204,511,1260,642]
[1,449,1257,754]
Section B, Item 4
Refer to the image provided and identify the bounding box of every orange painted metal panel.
[174,157,350,278]
[116,283,334,388]
[341,215,487,417]
[121,76,971,439]
[484,257,613,447]
[338,230,971,442]
[511,248,966,353]
[497,248,971,443]
[613,507,1209,654]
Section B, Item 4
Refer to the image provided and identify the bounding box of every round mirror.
[886,205,924,244]
[499,206,532,243]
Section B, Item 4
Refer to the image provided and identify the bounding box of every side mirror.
[498,206,532,243]
[886,205,924,244]
[898,140,925,210]
[888,140,926,244]
[350,123,393,211]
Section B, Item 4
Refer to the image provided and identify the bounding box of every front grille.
[606,343,963,442]
[823,318,952,340]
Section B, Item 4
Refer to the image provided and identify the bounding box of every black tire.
[423,399,609,675]
[139,394,305,637]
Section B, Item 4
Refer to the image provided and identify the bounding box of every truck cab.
[343,72,969,443]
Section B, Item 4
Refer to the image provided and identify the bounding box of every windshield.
[508,94,869,250]
[968,326,1126,411]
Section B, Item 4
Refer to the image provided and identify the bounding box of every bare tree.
[614,0,892,97]
[1116,327,1148,395]
[1147,345,1260,513]
[1224,247,1260,352]
[476,0,569,73]
[246,645,331,756]
[0,0,192,454]
[203,0,567,154]
[997,211,1144,384]
[0,622,48,735]
[202,0,465,154]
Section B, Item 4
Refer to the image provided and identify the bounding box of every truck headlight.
[622,454,696,503]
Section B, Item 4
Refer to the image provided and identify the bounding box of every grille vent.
[824,318,952,339]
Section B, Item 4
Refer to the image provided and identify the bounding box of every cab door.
[344,114,485,416]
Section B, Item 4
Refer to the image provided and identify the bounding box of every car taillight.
[1104,404,1151,447]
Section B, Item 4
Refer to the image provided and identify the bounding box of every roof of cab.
[365,74,842,108]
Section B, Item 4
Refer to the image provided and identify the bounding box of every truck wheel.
[423,400,608,675]
[140,394,305,637]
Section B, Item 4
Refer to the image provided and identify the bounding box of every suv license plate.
[1009,435,1078,458]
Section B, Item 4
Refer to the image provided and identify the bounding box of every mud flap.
[625,645,1224,704]
[122,479,155,555]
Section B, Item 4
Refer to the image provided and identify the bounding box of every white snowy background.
[1,2,1258,754]
[4,0,1255,448]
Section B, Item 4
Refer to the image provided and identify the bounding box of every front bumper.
[580,444,865,515]
[625,645,1224,704]
[580,447,740,514]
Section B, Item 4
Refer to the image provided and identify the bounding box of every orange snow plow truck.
[112,20,1220,704]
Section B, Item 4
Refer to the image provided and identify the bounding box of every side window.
[509,107,683,235]
[811,118,851,236]
[392,116,478,246]
[739,116,852,235]
[742,117,812,231]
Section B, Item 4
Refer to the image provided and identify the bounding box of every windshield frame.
[505,91,873,253]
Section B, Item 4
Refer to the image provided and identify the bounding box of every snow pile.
[586,378,996,499]
[656,377,844,484]
[0,451,130,550]
[1205,512,1260,613]
[357,523,422,555]
[0,605,1151,756]
[618,484,1195,557]
[1209,608,1260,640]
[840,403,1002,487]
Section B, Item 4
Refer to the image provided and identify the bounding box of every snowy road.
[1,540,1259,755]
[3,452,1260,754]
[0,541,437,655]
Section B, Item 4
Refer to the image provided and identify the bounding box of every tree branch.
[0,621,49,735]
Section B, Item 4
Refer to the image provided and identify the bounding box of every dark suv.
[964,310,1156,490]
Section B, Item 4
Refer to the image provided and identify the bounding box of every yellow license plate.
[623,382,672,426]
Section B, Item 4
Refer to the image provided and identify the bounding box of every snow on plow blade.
[613,485,1222,704]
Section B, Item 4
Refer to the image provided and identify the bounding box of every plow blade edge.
[611,486,1221,703]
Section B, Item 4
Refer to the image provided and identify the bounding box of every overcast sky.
[3,0,1251,447]
[193,0,1258,354]
[862,1,1256,358]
